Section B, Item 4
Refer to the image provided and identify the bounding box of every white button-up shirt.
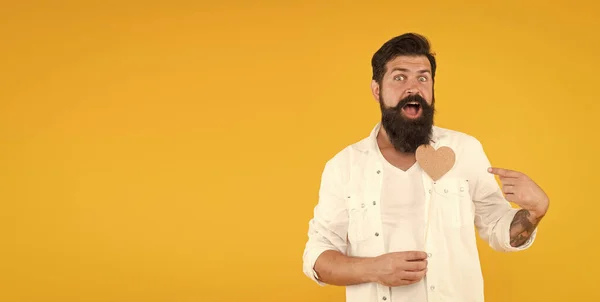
[302,123,536,302]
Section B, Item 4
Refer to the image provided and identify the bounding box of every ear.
[371,80,380,102]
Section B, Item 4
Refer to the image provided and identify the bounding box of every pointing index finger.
[487,167,521,178]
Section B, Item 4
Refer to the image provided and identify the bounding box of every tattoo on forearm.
[509,209,543,247]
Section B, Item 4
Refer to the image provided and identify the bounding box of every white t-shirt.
[377,148,428,300]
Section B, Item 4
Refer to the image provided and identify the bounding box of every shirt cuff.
[303,248,332,286]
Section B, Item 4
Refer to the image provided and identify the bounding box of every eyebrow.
[390,68,431,74]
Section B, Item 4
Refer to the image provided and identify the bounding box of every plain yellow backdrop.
[2,1,599,301]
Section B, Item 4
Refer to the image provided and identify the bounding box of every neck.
[376,127,417,171]
[376,127,415,157]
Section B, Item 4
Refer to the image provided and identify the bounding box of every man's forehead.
[386,55,431,71]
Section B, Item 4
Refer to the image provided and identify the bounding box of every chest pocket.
[431,177,473,228]
[346,194,377,244]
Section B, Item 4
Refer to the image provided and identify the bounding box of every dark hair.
[371,33,437,84]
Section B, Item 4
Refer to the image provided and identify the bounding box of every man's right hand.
[369,251,428,287]
[312,250,428,287]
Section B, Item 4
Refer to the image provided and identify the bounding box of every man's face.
[371,55,435,153]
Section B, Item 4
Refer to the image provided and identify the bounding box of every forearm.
[313,250,376,286]
[509,209,544,247]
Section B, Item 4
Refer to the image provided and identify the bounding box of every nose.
[405,79,420,96]
[405,86,420,96]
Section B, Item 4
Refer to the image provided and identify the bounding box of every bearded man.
[302,33,549,302]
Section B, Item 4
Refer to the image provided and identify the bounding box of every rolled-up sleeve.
[302,154,349,285]
[467,139,537,252]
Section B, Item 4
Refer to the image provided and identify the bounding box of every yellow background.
[2,1,599,301]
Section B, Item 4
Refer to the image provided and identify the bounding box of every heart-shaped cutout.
[416,145,456,181]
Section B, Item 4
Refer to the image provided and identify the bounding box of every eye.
[418,76,428,82]
[393,75,405,81]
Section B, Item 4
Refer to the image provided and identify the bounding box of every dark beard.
[380,94,435,153]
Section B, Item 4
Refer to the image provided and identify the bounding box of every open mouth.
[401,102,422,118]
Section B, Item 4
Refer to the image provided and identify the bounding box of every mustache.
[393,94,430,110]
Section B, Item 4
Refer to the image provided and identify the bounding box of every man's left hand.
[488,167,549,218]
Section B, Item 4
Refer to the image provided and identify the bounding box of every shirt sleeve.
[467,138,537,252]
[302,154,350,285]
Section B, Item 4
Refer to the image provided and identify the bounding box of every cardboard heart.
[416,145,455,181]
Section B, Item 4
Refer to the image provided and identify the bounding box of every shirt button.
[382,297,387,301]
[375,232,379,237]
[361,203,365,208]
[430,285,435,291]
[428,253,432,258]
[428,189,432,194]
[372,201,377,205]
[444,188,448,193]
[376,170,381,174]
[460,187,465,192]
